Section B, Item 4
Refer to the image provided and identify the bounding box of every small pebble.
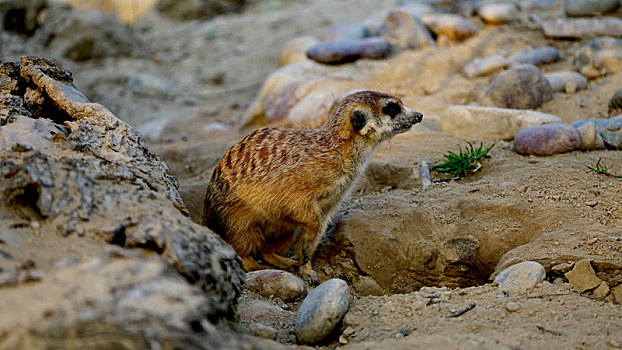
[295,278,350,344]
[494,261,546,293]
[505,302,521,312]
[590,280,610,300]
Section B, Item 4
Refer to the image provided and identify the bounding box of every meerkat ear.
[351,110,368,133]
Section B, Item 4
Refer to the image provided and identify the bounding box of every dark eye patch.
[351,110,367,132]
[382,101,400,118]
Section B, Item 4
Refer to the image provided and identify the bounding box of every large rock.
[486,64,553,109]
[0,57,245,341]
[440,106,561,140]
[156,0,246,21]
[513,123,583,156]
[565,0,619,16]
[34,9,148,61]
[241,70,363,129]
[295,279,350,344]
[0,251,248,349]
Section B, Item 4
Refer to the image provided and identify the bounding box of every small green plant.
[586,158,622,178]
[432,142,495,179]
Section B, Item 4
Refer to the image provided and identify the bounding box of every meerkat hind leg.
[241,256,269,272]
[261,251,298,272]
[296,221,323,286]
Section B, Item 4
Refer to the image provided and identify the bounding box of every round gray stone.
[487,64,553,109]
[494,261,546,293]
[513,123,582,155]
[295,278,350,344]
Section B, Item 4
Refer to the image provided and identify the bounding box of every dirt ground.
[2,0,622,348]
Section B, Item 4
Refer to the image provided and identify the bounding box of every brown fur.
[202,90,423,284]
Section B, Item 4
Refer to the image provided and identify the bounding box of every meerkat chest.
[315,151,372,213]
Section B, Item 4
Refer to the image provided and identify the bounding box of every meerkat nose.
[414,111,423,123]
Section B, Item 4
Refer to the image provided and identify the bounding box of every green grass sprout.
[432,142,495,179]
[586,158,622,178]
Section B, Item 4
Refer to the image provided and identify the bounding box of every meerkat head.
[333,90,423,142]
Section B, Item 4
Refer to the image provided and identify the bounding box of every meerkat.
[202,90,423,284]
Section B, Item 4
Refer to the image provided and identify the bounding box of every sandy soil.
[2,0,622,348]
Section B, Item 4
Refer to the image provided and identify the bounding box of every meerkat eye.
[382,101,401,118]
[351,110,367,132]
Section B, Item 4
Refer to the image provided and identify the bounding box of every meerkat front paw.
[299,264,319,286]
